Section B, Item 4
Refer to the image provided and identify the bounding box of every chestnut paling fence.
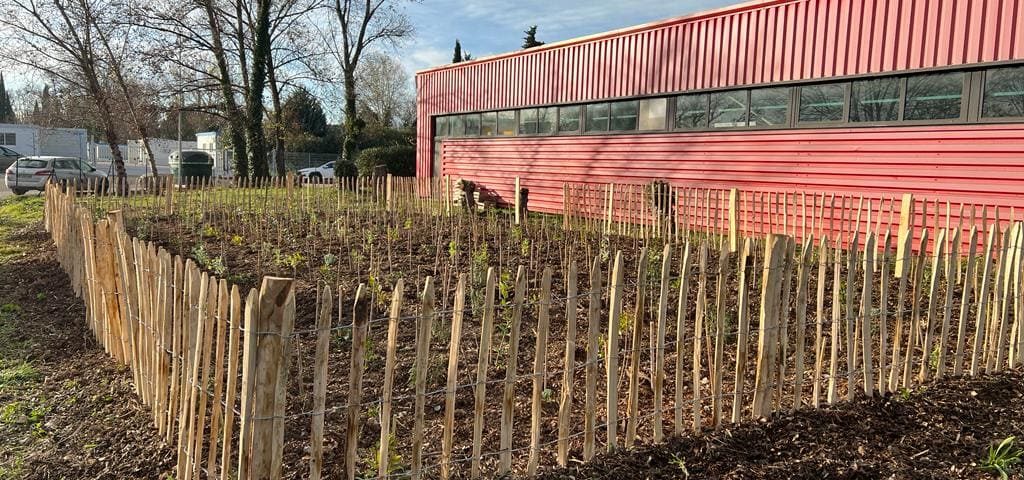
[45,180,1024,479]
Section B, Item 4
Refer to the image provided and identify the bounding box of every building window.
[537,107,556,134]
[675,94,709,130]
[610,100,639,131]
[450,115,466,137]
[799,83,846,123]
[464,113,481,136]
[585,103,610,132]
[904,72,964,120]
[710,90,748,128]
[558,105,581,132]
[982,65,1024,119]
[434,117,449,137]
[850,77,901,122]
[638,98,667,130]
[481,112,497,136]
[518,108,538,134]
[749,87,791,127]
[1,132,15,146]
[497,111,516,136]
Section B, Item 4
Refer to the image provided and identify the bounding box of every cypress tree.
[0,73,15,123]
[452,39,463,63]
[522,26,544,49]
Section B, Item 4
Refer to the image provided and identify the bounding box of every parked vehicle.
[4,156,108,195]
[0,146,20,171]
[296,161,335,182]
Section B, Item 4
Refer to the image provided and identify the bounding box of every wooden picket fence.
[45,180,1024,479]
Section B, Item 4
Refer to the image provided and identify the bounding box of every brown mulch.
[0,221,174,479]
[535,371,1024,480]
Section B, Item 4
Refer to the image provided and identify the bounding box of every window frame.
[795,82,851,126]
[848,76,905,125]
[708,90,752,130]
[583,102,611,134]
[901,71,970,124]
[672,93,711,131]
[976,66,1024,123]
[638,98,669,131]
[557,105,582,134]
[747,86,794,130]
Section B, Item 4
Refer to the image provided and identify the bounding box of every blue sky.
[399,0,736,74]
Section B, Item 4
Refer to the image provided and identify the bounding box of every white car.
[296,161,335,182]
[4,156,109,195]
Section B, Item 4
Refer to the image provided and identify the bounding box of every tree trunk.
[266,48,286,177]
[245,0,273,179]
[201,0,249,178]
[88,79,127,194]
[342,71,360,165]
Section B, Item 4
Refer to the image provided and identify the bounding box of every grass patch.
[0,361,40,388]
[0,196,44,263]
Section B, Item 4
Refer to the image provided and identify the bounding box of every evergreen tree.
[452,39,463,63]
[0,73,15,123]
[522,26,544,49]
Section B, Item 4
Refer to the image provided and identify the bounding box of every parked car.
[0,146,20,171]
[4,156,108,195]
[296,161,335,182]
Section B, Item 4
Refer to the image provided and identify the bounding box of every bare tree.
[356,51,413,128]
[0,0,130,189]
[330,0,413,164]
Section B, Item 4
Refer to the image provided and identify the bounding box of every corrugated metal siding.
[440,125,1024,230]
[416,0,1024,177]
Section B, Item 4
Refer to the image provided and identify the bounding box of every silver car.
[4,156,109,195]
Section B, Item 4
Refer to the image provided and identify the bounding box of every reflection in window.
[538,107,556,134]
[749,88,790,127]
[851,78,900,122]
[610,101,639,131]
[435,116,449,137]
[799,84,846,122]
[463,114,481,136]
[481,112,497,136]
[450,115,466,136]
[675,94,708,130]
[558,105,581,132]
[518,108,539,135]
[639,98,667,130]
[982,65,1024,118]
[710,91,748,128]
[904,72,963,120]
[585,103,610,132]
[497,111,516,136]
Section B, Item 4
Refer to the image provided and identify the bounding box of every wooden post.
[411,277,436,479]
[692,242,708,431]
[732,238,752,422]
[625,248,648,447]
[896,193,914,279]
[877,232,891,393]
[583,257,602,461]
[527,268,553,475]
[729,188,740,253]
[753,234,788,418]
[244,277,295,480]
[954,228,978,376]
[652,243,671,441]
[441,276,464,479]
[860,233,876,396]
[309,286,333,480]
[514,176,522,225]
[557,263,578,466]
[219,286,242,480]
[812,237,829,407]
[936,228,960,379]
[792,239,812,411]
[920,229,946,383]
[607,251,625,451]
[499,266,527,474]
[712,243,732,428]
[675,242,693,433]
[471,268,496,477]
[827,240,842,404]
[344,285,370,480]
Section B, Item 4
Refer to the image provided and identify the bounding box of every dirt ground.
[0,196,174,479]
[535,370,1024,480]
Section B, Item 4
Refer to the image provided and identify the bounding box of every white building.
[195,131,232,174]
[127,138,198,169]
[0,123,88,159]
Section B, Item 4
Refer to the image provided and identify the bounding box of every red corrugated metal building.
[415,0,1024,230]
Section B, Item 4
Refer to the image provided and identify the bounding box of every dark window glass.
[518,108,538,135]
[585,103,610,132]
[749,87,791,127]
[982,65,1024,118]
[497,111,516,136]
[904,72,964,120]
[799,84,846,122]
[675,94,708,130]
[463,113,480,136]
[710,91,748,128]
[850,78,901,122]
[450,115,466,136]
[1,133,13,145]
[558,105,581,132]
[609,100,639,131]
[435,117,449,137]
[15,159,47,169]
[480,112,497,136]
[538,107,556,134]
